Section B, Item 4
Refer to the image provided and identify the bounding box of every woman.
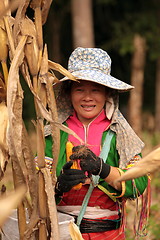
[44,47,148,239]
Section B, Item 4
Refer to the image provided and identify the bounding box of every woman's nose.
[83,91,92,100]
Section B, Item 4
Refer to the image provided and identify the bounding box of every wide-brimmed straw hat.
[61,47,134,92]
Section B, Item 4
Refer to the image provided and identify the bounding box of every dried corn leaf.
[69,222,84,240]
[0,0,21,19]
[36,119,45,168]
[38,44,48,107]
[10,149,27,238]
[0,18,5,29]
[3,15,15,59]
[0,102,9,180]
[25,36,39,77]
[30,0,43,50]
[20,17,39,77]
[24,211,39,239]
[7,35,27,161]
[0,0,5,14]
[41,168,60,240]
[39,45,48,81]
[30,0,43,72]
[20,17,37,38]
[35,95,83,144]
[21,60,34,90]
[30,0,42,9]
[17,201,27,239]
[41,45,60,181]
[0,185,26,227]
[41,0,53,25]
[21,66,83,144]
[116,147,160,182]
[22,122,38,207]
[48,60,78,81]
[0,76,6,101]
[37,171,48,240]
[0,19,8,62]
[0,17,9,85]
[13,0,30,46]
[48,71,60,84]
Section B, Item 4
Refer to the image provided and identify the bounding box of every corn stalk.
[0,1,84,240]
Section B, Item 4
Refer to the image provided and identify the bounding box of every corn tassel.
[66,141,82,190]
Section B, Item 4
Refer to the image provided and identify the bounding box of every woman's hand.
[55,161,86,195]
[70,145,111,179]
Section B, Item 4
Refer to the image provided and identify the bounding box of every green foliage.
[93,0,160,60]
[20,75,36,131]
[147,203,160,239]
[151,172,160,190]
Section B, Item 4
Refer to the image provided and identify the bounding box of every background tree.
[128,34,146,135]
[154,0,160,132]
[71,0,95,48]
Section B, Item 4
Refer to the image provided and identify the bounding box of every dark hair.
[59,80,118,101]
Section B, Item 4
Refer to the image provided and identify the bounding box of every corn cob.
[66,141,82,190]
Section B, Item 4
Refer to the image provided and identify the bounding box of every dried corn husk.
[20,17,39,77]
[0,0,21,18]
[41,46,60,183]
[48,60,78,82]
[0,0,5,14]
[0,185,26,227]
[116,147,160,182]
[41,0,53,25]
[0,19,8,62]
[41,168,60,240]
[13,0,30,47]
[3,15,16,59]
[30,0,43,73]
[7,35,27,162]
[0,101,9,180]
[0,75,6,101]
[69,221,84,240]
[30,0,42,39]
[0,18,9,85]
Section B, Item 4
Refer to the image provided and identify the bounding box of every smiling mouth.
[81,105,95,110]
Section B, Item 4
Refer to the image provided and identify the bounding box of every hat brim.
[60,69,134,92]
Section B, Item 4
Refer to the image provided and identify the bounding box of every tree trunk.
[155,58,160,131]
[71,0,95,48]
[155,3,160,132]
[128,34,146,136]
[47,10,61,63]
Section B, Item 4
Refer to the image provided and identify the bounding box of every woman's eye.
[75,88,83,92]
[92,89,99,92]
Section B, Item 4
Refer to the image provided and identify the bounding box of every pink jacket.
[67,109,111,156]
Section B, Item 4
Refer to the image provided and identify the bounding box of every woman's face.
[70,80,107,125]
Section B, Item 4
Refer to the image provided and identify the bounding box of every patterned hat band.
[60,47,134,92]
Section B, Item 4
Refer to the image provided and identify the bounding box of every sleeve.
[99,134,148,199]
[43,129,68,176]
